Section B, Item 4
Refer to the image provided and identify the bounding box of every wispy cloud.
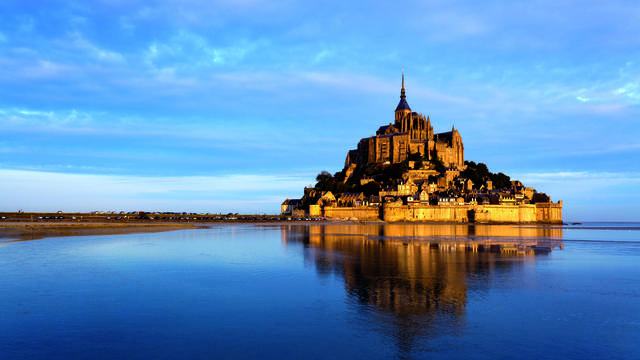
[66,32,126,63]
[0,169,311,213]
[20,60,76,79]
[514,170,640,199]
[298,71,471,105]
[511,170,640,221]
[615,81,640,101]
[416,10,491,40]
[0,107,98,128]
[144,31,263,70]
[517,171,640,182]
[561,143,640,157]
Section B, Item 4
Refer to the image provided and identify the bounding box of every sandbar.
[0,222,203,242]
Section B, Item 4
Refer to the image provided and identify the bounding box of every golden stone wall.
[322,206,380,220]
[322,202,563,224]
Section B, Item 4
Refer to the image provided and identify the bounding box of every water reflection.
[280,223,563,357]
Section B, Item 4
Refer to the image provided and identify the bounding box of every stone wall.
[534,201,563,223]
[382,203,470,222]
[322,206,380,220]
[309,205,321,217]
[473,205,536,223]
[323,202,563,224]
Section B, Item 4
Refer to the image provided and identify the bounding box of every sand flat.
[0,222,203,241]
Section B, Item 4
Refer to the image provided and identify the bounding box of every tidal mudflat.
[0,223,638,359]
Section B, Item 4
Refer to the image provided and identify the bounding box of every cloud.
[20,60,76,79]
[0,169,311,213]
[0,106,319,147]
[511,170,640,221]
[561,143,640,157]
[615,82,640,101]
[514,170,640,198]
[66,32,125,63]
[0,107,97,128]
[144,31,263,70]
[419,10,491,40]
[126,0,298,27]
[298,71,471,105]
[517,171,638,181]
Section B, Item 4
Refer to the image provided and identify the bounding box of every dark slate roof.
[340,192,365,200]
[395,98,411,111]
[435,131,453,144]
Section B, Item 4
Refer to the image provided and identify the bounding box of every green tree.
[379,162,408,185]
[315,171,334,191]
[475,162,490,179]
[461,167,481,188]
[532,192,550,203]
[431,155,445,174]
[358,181,381,197]
[490,172,511,189]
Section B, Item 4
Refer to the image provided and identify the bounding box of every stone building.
[344,72,465,176]
[281,198,301,215]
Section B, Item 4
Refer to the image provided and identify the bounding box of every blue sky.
[1,0,639,220]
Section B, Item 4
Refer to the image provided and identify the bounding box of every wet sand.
[0,222,203,241]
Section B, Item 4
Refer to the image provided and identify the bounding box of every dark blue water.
[1,223,639,359]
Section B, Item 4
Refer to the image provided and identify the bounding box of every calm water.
[1,223,639,359]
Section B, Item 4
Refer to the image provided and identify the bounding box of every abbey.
[282,72,562,224]
[344,73,464,174]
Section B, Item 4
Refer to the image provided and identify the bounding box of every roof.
[436,131,453,139]
[340,192,365,200]
[395,97,411,112]
[435,131,454,145]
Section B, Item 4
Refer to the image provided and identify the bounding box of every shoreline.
[2,219,636,243]
[0,222,204,242]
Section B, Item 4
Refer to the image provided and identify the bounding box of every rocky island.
[282,73,562,223]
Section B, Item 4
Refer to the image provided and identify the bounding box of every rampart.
[322,201,562,224]
[322,206,380,220]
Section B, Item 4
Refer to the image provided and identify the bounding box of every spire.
[395,69,411,112]
[401,68,406,99]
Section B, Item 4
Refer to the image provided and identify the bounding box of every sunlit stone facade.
[345,73,465,172]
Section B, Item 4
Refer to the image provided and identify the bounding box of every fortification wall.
[382,204,470,222]
[322,206,380,220]
[473,205,536,223]
[534,201,563,223]
[322,202,562,224]
[381,202,562,223]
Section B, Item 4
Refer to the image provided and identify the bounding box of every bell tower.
[394,70,412,131]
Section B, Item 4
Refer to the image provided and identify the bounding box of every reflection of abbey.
[282,73,563,223]
[281,223,564,351]
[345,72,464,171]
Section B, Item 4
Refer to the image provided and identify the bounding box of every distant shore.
[0,222,202,241]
